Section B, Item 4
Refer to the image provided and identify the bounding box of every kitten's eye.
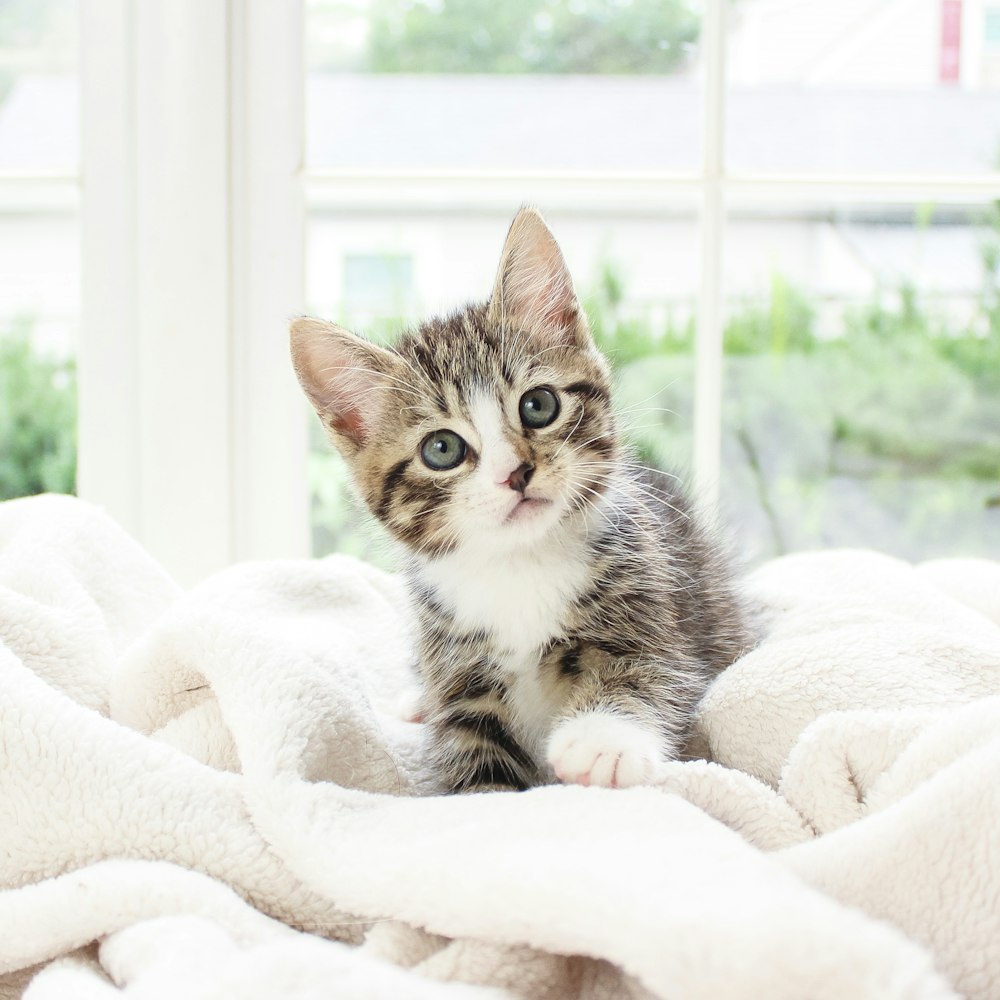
[519,387,560,429]
[420,430,467,471]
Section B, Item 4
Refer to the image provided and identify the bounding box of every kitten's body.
[292,210,748,793]
[405,440,745,790]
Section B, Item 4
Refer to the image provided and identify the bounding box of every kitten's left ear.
[487,207,590,350]
[289,316,401,455]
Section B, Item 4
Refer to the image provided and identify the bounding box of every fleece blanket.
[1,495,999,999]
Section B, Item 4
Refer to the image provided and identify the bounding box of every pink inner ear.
[550,300,579,336]
[332,404,366,443]
[490,211,582,347]
[518,274,579,346]
[291,318,390,449]
[321,364,380,447]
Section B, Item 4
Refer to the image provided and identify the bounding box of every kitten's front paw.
[396,686,425,723]
[546,712,662,789]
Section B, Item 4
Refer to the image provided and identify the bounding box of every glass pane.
[305,0,704,559]
[722,200,1000,565]
[0,0,79,502]
[0,0,77,170]
[726,0,1000,175]
[307,0,702,172]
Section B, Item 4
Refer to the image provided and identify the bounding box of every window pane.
[305,0,704,559]
[0,0,77,171]
[726,0,1000,175]
[343,252,415,317]
[307,0,703,173]
[721,200,1000,565]
[0,0,78,502]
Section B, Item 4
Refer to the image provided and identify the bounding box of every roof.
[2,73,998,176]
[306,75,1000,174]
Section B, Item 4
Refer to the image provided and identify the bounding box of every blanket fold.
[1,494,998,998]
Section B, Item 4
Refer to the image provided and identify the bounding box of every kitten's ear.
[290,317,399,453]
[488,207,589,349]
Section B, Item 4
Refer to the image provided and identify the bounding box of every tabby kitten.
[291,208,747,793]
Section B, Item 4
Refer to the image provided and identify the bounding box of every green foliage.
[829,284,1000,483]
[589,261,821,364]
[586,261,693,366]
[582,257,1000,564]
[367,0,699,74]
[971,195,1000,386]
[307,238,1000,563]
[724,274,816,355]
[308,240,1000,565]
[0,320,76,501]
[309,448,395,570]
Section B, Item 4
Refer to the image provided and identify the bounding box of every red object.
[940,0,962,83]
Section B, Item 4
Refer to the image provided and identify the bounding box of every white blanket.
[1,493,999,999]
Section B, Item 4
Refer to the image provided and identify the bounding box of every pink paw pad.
[546,712,662,789]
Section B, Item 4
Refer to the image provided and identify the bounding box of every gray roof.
[308,75,1000,175]
[2,73,999,175]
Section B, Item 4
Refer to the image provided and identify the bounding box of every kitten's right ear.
[290,317,398,453]
[487,207,588,350]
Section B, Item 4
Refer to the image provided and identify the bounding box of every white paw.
[546,712,662,788]
[396,686,425,723]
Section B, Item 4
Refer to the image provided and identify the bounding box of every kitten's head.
[291,208,618,557]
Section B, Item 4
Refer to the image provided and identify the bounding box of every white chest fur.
[416,539,590,667]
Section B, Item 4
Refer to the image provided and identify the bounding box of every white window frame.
[79,0,307,585]
[65,0,1000,582]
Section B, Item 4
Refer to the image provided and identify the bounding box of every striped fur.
[291,208,749,793]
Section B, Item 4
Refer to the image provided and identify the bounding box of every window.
[38,0,998,584]
[342,254,415,319]
[0,0,78,503]
[305,0,706,559]
[718,202,1000,562]
[716,0,1000,563]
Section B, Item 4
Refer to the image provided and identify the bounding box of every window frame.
[45,0,1000,581]
[77,0,308,585]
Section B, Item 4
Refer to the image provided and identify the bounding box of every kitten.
[291,208,748,793]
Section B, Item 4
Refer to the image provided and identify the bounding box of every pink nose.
[505,463,534,494]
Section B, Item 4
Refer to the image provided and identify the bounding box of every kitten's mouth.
[506,496,552,522]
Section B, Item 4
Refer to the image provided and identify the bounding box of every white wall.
[304,207,987,334]
[0,213,78,354]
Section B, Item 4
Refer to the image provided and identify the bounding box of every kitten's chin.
[444,492,583,555]
[505,497,552,523]
[491,494,574,548]
[443,497,563,555]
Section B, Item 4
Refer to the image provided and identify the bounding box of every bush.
[724,274,817,355]
[0,319,76,501]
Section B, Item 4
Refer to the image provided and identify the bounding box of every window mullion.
[78,0,141,540]
[228,0,308,565]
[693,0,727,511]
[79,0,307,585]
[80,0,234,586]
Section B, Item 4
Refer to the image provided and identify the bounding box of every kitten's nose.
[506,463,534,494]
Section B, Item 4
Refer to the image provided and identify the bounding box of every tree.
[367,0,700,75]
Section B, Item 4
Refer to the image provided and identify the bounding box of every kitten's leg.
[546,655,703,789]
[431,670,538,793]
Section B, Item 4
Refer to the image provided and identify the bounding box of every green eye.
[519,387,560,429]
[420,430,467,471]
